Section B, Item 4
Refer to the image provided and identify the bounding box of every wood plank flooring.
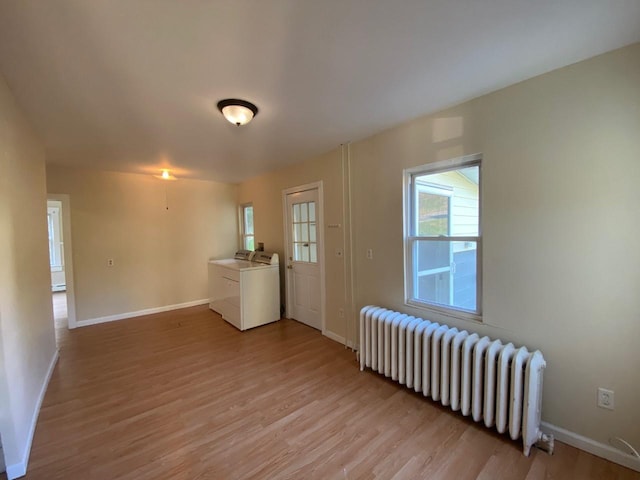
[25,305,639,479]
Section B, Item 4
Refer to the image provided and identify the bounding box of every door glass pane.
[291,200,319,264]
[309,202,316,222]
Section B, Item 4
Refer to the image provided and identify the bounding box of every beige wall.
[46,168,238,322]
[238,149,349,336]
[239,44,640,451]
[0,74,57,474]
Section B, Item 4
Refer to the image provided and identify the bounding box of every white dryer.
[208,250,280,331]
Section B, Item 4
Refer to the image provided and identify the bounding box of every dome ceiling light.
[217,98,259,126]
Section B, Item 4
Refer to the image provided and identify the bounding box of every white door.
[285,188,322,330]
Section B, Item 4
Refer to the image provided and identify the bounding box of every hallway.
[52,291,67,346]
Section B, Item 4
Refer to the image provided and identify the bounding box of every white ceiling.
[1,1,639,184]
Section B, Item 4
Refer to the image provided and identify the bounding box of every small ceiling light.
[217,98,259,126]
[154,169,177,181]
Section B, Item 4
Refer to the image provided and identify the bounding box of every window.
[240,204,254,250]
[47,204,63,271]
[291,200,317,263]
[404,154,481,319]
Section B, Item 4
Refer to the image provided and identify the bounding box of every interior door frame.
[47,193,77,329]
[282,181,325,334]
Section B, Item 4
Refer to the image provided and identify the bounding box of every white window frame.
[239,203,254,251]
[403,153,482,322]
[47,205,64,272]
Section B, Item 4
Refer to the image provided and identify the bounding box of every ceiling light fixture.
[154,169,177,181]
[217,98,259,126]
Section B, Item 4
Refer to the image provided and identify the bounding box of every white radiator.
[359,305,554,456]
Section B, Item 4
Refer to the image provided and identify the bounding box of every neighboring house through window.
[404,154,481,320]
[240,203,254,250]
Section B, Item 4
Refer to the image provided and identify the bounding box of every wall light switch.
[366,249,373,259]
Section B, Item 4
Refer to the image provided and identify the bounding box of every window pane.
[300,203,308,222]
[245,236,254,251]
[294,223,302,242]
[418,192,449,236]
[301,244,309,262]
[301,223,309,242]
[294,243,302,261]
[293,204,300,222]
[416,239,450,272]
[309,244,317,263]
[415,165,479,237]
[308,202,316,222]
[244,206,254,235]
[414,239,477,312]
[309,223,316,242]
[48,214,55,266]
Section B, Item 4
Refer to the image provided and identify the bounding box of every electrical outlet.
[597,388,614,410]
[107,259,114,267]
[366,248,373,259]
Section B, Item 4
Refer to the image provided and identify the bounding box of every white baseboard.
[541,422,640,472]
[323,329,356,349]
[76,299,209,328]
[6,350,59,480]
[323,329,344,344]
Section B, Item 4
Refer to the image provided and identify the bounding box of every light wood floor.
[26,306,639,479]
[51,291,67,344]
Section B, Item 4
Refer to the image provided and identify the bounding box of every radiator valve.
[536,432,555,455]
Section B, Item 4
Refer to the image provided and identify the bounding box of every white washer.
[208,250,280,331]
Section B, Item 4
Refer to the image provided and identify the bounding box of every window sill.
[405,299,482,324]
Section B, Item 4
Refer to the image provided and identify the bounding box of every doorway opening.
[47,194,77,344]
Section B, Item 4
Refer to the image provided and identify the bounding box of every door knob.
[287,265,293,269]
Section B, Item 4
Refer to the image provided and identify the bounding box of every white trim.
[282,181,326,334]
[323,329,356,349]
[323,330,345,344]
[341,142,357,351]
[6,350,59,480]
[541,421,640,472]
[76,299,209,328]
